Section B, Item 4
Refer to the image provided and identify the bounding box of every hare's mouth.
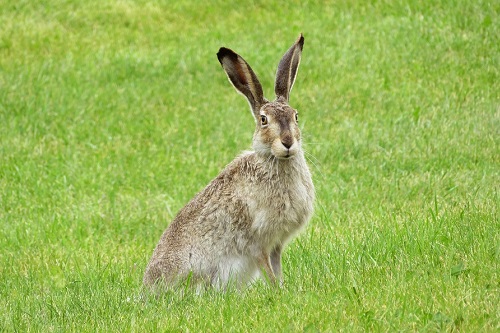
[275,151,296,160]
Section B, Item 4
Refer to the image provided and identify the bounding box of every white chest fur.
[247,155,314,250]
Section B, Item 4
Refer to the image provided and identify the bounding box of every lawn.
[0,0,498,331]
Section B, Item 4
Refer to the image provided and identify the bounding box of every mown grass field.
[1,0,498,331]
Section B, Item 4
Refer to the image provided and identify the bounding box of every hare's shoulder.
[170,152,257,222]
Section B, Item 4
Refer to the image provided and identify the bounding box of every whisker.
[303,149,322,166]
[303,150,325,179]
[302,142,327,146]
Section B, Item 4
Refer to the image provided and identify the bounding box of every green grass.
[1,0,499,331]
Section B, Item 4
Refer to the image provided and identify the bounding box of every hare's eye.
[260,115,268,126]
[295,113,299,122]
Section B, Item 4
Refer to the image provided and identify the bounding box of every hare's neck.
[256,151,309,179]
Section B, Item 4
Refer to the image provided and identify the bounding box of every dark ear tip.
[297,33,305,48]
[217,47,237,64]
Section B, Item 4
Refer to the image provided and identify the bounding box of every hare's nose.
[281,140,293,149]
[281,131,293,149]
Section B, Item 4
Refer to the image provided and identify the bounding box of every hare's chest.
[249,178,314,240]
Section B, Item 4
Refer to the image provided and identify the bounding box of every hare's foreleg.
[257,251,277,285]
[270,245,283,284]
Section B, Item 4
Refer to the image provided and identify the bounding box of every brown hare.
[143,34,314,290]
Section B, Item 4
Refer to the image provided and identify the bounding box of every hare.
[143,34,314,290]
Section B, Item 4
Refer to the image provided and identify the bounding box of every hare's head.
[217,34,304,160]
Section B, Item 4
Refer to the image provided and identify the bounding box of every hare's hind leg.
[143,260,165,287]
[143,259,183,289]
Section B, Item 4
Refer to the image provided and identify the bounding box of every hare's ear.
[274,33,304,103]
[217,48,266,119]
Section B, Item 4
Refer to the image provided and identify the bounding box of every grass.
[1,0,499,331]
